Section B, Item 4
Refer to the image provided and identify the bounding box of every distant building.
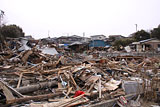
[109,35,124,41]
[90,35,106,41]
[56,36,69,44]
[132,38,160,52]
[68,35,82,42]
[56,35,88,44]
[40,37,56,45]
[24,35,34,40]
[89,40,108,47]
[82,37,91,43]
[68,41,89,52]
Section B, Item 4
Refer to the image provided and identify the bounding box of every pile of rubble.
[0,38,160,107]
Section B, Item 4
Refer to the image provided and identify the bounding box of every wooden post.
[16,73,23,88]
[98,75,101,99]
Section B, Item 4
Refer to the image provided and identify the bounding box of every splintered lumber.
[68,71,80,90]
[137,61,145,68]
[16,81,57,94]
[0,80,24,98]
[7,92,63,105]
[87,76,99,93]
[42,66,72,75]
[67,97,89,107]
[55,94,84,107]
[16,73,23,88]
[64,87,73,99]
[121,65,136,72]
[30,97,89,107]
[87,82,95,93]
[111,68,132,74]
[56,56,64,65]
[27,63,43,71]
[126,67,136,72]
[98,76,101,99]
[0,82,15,101]
[22,50,33,63]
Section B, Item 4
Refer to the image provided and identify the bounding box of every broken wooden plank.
[98,76,101,99]
[67,97,89,107]
[7,92,63,105]
[30,97,89,107]
[16,73,23,88]
[68,71,80,90]
[0,82,15,101]
[122,65,136,72]
[56,56,64,65]
[55,94,84,107]
[0,80,24,98]
[64,87,73,99]
[87,82,95,93]
[21,50,33,64]
[42,66,72,75]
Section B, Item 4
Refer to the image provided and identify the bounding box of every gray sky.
[0,0,160,39]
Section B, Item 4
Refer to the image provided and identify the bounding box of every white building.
[90,35,106,40]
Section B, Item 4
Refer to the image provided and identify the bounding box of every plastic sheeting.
[40,47,58,55]
[18,39,31,51]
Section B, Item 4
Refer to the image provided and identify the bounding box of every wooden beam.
[0,82,15,101]
[0,80,24,98]
[7,92,63,105]
[64,87,73,99]
[42,66,72,75]
[16,73,23,88]
[16,81,57,94]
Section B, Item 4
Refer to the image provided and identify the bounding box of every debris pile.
[0,38,160,107]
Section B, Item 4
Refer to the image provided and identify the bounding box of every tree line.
[0,25,24,40]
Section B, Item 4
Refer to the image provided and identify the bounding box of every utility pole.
[0,10,4,27]
[0,10,2,26]
[48,30,50,38]
[135,24,138,32]
[0,12,1,27]
[83,32,85,37]
[83,32,85,42]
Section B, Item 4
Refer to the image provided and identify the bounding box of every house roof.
[69,35,82,38]
[132,42,140,45]
[69,41,82,46]
[132,38,159,45]
[90,35,106,37]
[138,38,156,43]
[109,35,124,38]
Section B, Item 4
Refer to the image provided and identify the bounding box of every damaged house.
[56,35,84,44]
[132,38,160,52]
[68,41,89,52]
[89,35,109,48]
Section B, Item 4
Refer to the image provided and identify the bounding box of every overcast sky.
[0,0,160,39]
